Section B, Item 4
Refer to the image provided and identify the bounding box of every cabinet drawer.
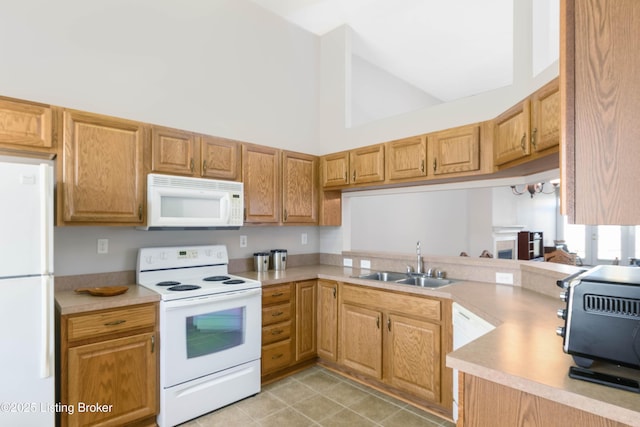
[262,321,292,345]
[262,339,292,374]
[262,303,292,326]
[262,284,292,305]
[66,304,156,342]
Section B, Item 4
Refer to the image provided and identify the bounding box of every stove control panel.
[138,245,230,271]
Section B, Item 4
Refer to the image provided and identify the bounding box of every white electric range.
[137,245,262,427]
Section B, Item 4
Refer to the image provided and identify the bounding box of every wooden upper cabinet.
[321,151,349,188]
[201,136,241,180]
[282,151,318,224]
[493,100,531,166]
[428,124,480,176]
[531,78,560,154]
[150,126,198,176]
[561,0,640,224]
[60,110,146,225]
[387,136,427,180]
[243,143,280,223]
[350,144,385,184]
[0,97,53,153]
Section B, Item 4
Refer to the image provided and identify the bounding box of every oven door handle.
[164,287,261,309]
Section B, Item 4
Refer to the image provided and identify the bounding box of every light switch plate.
[240,235,247,248]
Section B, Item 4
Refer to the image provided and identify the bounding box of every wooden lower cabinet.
[340,303,383,379]
[386,313,441,402]
[461,374,630,427]
[316,280,338,361]
[57,303,158,427]
[261,281,317,382]
[337,284,451,413]
[295,280,317,360]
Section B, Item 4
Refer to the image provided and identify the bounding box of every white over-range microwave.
[139,174,244,230]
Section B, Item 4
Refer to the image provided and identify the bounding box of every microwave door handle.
[165,288,261,310]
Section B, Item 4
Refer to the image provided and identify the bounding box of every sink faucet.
[416,241,423,274]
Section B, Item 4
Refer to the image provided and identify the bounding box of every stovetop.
[137,245,261,301]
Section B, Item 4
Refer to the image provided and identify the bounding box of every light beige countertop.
[238,265,640,426]
[55,285,160,316]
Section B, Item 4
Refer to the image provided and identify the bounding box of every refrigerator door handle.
[39,163,53,275]
[40,275,53,379]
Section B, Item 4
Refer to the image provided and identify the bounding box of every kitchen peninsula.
[238,256,640,427]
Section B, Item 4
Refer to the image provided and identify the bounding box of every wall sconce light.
[511,180,559,198]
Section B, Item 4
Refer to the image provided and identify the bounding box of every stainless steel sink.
[357,271,408,282]
[395,276,452,288]
[355,271,453,288]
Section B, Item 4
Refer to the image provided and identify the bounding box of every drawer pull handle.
[271,329,283,335]
[104,319,126,326]
[272,311,283,317]
[151,335,155,353]
[272,353,283,360]
[272,292,284,297]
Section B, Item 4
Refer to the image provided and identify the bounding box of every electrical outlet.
[301,233,308,245]
[97,238,109,254]
[240,235,248,248]
[343,258,352,267]
[496,272,514,284]
[360,259,371,269]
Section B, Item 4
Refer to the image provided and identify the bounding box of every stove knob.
[556,308,567,320]
[560,291,569,302]
[556,326,565,337]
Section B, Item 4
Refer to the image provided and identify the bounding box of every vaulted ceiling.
[251,0,514,102]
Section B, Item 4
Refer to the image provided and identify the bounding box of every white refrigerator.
[0,157,55,426]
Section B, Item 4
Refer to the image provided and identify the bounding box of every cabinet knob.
[433,158,437,172]
[520,133,527,152]
[190,158,194,172]
[421,159,425,173]
[332,287,336,299]
[352,170,356,182]
[531,128,538,149]
[202,159,207,172]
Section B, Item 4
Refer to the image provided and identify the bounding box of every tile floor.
[179,366,456,427]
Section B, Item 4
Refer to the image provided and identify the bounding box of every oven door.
[160,288,261,388]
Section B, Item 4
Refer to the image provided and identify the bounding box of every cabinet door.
[282,151,318,224]
[429,124,480,175]
[339,303,382,379]
[0,97,52,150]
[200,135,241,180]
[493,100,530,166]
[387,136,427,180]
[317,280,338,361]
[350,144,385,184]
[66,332,157,427]
[530,78,560,153]
[562,0,640,224]
[61,110,145,224]
[385,313,441,403]
[321,151,349,187]
[151,126,197,176]
[295,280,317,361]
[242,144,280,223]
